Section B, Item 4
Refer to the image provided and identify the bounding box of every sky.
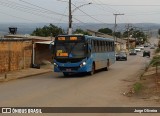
[0,0,160,25]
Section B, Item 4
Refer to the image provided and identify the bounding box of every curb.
[0,70,52,83]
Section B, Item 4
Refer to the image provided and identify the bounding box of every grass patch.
[133,82,143,92]
[155,48,160,53]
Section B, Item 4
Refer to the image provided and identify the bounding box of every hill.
[0,23,159,36]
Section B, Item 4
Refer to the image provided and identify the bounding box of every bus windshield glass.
[55,36,87,59]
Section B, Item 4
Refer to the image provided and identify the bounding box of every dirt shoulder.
[125,56,160,103]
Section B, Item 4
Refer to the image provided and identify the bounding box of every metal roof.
[35,41,54,45]
[5,34,54,40]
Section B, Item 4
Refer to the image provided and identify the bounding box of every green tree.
[31,24,64,37]
[114,32,121,38]
[98,28,112,35]
[123,29,147,44]
[73,28,90,35]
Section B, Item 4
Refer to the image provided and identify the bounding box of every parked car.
[144,43,149,47]
[116,52,127,61]
[143,50,150,57]
[129,49,137,55]
[134,47,141,52]
[150,45,155,49]
[139,45,144,50]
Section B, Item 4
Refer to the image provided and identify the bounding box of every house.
[123,37,136,49]
[0,34,55,73]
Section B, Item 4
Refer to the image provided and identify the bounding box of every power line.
[91,0,119,14]
[91,3,160,6]
[72,3,105,23]
[0,0,100,30]
[18,0,67,16]
[57,6,68,27]
[1,0,67,16]
[0,0,68,23]
[0,9,35,22]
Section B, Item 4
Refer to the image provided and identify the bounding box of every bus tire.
[89,63,95,75]
[104,66,108,71]
[105,60,109,71]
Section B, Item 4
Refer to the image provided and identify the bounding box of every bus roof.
[85,35,114,41]
[57,34,114,41]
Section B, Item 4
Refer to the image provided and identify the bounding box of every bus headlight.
[54,63,58,67]
[80,62,86,67]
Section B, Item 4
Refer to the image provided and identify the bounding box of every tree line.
[31,23,151,44]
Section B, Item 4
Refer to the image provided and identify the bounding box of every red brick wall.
[0,40,32,73]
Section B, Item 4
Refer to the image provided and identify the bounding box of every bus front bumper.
[54,65,91,73]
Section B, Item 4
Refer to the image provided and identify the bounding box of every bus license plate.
[66,69,71,71]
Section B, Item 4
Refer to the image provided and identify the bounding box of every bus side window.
[110,42,112,51]
[92,40,95,53]
[106,41,108,52]
[104,41,106,51]
[111,42,113,51]
[105,41,107,52]
[95,40,98,53]
[107,42,109,52]
[103,41,105,52]
[112,42,114,51]
[109,42,111,52]
[102,41,105,52]
[100,41,102,52]
[113,42,115,51]
[97,40,100,52]
[102,41,104,52]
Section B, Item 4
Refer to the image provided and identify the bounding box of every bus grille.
[59,67,79,71]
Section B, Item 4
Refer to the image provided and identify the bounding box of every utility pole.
[113,13,124,42]
[68,0,91,35]
[126,24,132,50]
[68,0,72,34]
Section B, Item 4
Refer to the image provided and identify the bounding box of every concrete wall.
[0,39,32,73]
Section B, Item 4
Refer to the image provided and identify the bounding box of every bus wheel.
[89,63,95,75]
[63,72,69,77]
[104,66,108,71]
[105,60,109,71]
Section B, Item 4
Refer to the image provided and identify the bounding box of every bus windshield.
[55,41,87,59]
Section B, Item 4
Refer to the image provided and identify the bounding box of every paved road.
[0,47,158,107]
[0,38,159,116]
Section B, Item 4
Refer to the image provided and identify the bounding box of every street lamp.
[57,0,92,34]
[68,1,92,34]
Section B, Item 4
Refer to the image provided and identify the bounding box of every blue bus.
[53,34,115,76]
